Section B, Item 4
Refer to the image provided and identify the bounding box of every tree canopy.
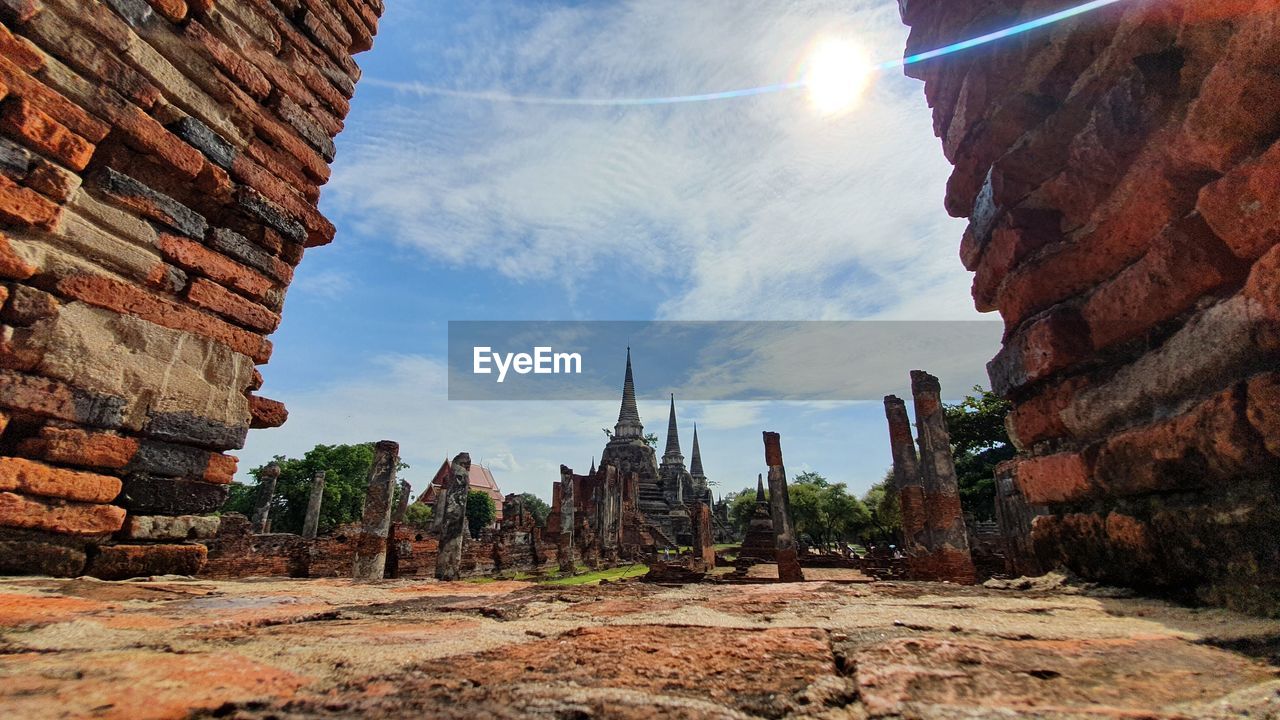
[515,492,551,527]
[222,443,409,535]
[944,386,1013,521]
[466,490,497,537]
[788,472,872,550]
[726,487,762,533]
[861,469,901,541]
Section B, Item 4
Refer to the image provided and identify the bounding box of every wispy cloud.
[328,0,975,322]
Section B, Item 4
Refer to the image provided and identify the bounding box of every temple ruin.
[902,0,1280,613]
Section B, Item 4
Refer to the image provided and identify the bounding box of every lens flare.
[372,0,1127,109]
[802,38,874,115]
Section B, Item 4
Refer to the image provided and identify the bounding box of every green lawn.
[539,564,650,586]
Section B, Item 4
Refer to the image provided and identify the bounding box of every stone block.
[247,394,287,429]
[1009,451,1095,505]
[0,527,87,576]
[1198,140,1280,260]
[86,542,207,579]
[1245,373,1280,458]
[120,514,219,540]
[0,456,122,503]
[95,167,207,239]
[0,173,60,230]
[118,474,228,514]
[186,278,280,332]
[155,233,274,301]
[0,96,94,171]
[0,491,125,535]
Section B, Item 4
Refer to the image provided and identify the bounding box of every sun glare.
[803,37,874,115]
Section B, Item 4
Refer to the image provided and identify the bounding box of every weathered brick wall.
[0,0,380,577]
[901,0,1279,612]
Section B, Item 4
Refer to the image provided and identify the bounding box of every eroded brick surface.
[0,0,380,575]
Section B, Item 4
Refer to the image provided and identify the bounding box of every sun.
[802,37,874,115]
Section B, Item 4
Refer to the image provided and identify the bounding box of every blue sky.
[240,0,996,501]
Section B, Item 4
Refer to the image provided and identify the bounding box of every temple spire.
[756,473,766,502]
[663,394,682,458]
[589,456,596,475]
[689,423,705,480]
[613,348,643,439]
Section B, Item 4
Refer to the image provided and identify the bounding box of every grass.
[539,564,650,586]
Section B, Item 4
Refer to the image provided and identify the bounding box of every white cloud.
[328,0,976,322]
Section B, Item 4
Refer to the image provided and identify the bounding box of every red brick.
[0,55,110,142]
[155,233,274,300]
[0,24,43,73]
[0,231,36,280]
[228,153,332,245]
[997,153,1190,331]
[184,20,271,100]
[24,158,81,202]
[1010,451,1094,505]
[55,273,272,364]
[1006,375,1089,448]
[0,173,60,230]
[0,490,125,536]
[17,426,138,471]
[1083,217,1248,350]
[204,453,237,484]
[186,277,280,332]
[0,97,94,171]
[144,0,187,22]
[1094,386,1265,497]
[1246,373,1280,458]
[243,137,320,203]
[247,394,287,429]
[972,209,1062,311]
[86,543,207,579]
[987,308,1090,395]
[1198,140,1280,260]
[0,455,122,502]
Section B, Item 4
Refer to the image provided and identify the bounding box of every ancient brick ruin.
[902,0,1279,612]
[884,371,977,584]
[0,0,381,578]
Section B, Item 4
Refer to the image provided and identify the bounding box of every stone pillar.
[884,395,930,574]
[434,453,471,581]
[301,470,326,540]
[558,465,576,574]
[352,441,399,581]
[910,370,977,584]
[250,462,280,534]
[392,480,411,524]
[763,432,804,582]
[692,502,715,571]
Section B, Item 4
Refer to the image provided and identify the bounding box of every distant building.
[415,457,505,522]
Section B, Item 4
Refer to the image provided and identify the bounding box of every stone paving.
[1,573,1277,719]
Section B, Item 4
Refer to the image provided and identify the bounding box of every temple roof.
[613,348,644,439]
[663,394,682,458]
[689,423,705,478]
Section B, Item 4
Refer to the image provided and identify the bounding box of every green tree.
[862,469,901,542]
[601,429,659,448]
[403,502,433,531]
[726,487,763,533]
[789,472,871,551]
[944,386,1013,521]
[466,490,497,537]
[515,492,552,527]
[224,443,410,535]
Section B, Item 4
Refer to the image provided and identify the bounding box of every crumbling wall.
[0,0,380,577]
[901,0,1279,612]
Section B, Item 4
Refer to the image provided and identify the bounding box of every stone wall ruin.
[902,0,1279,612]
[0,0,381,578]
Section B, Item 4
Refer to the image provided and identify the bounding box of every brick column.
[249,462,279,534]
[763,431,803,582]
[884,395,930,572]
[434,452,470,581]
[352,440,398,581]
[301,470,325,540]
[911,371,976,584]
[558,464,576,574]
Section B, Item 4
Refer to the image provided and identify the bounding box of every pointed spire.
[589,456,597,475]
[756,473,766,502]
[663,394,682,457]
[689,423,705,480]
[613,348,643,439]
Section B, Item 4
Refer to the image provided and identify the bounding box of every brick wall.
[0,0,381,577]
[901,0,1279,613]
